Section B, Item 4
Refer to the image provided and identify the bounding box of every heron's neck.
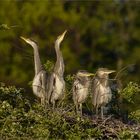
[54,42,64,76]
[33,45,42,75]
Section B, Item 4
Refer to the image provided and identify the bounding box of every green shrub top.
[0,84,140,139]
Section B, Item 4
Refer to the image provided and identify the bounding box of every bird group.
[21,30,116,119]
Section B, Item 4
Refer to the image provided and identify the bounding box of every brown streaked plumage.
[72,70,94,116]
[92,68,115,119]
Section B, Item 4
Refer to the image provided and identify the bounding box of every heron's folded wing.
[92,78,100,106]
[72,79,79,103]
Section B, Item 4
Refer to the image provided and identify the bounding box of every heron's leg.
[92,106,95,119]
[46,93,51,108]
[101,106,104,119]
[52,100,55,110]
[75,103,78,114]
[41,97,44,106]
[46,100,49,108]
[45,98,49,109]
[91,106,94,116]
[79,103,82,116]
[41,98,43,105]
[96,106,98,117]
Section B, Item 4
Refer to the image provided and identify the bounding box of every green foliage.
[129,110,140,123]
[65,74,75,91]
[0,1,140,139]
[0,85,102,139]
[44,60,54,73]
[0,84,140,139]
[118,82,140,123]
[119,130,140,140]
[120,82,140,103]
[0,85,30,109]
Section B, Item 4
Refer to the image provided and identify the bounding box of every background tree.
[0,0,139,86]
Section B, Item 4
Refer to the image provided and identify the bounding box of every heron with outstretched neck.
[92,68,115,119]
[20,36,47,106]
[48,31,66,109]
[72,70,94,116]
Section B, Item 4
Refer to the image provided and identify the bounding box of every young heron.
[20,36,47,106]
[48,31,66,109]
[72,70,94,116]
[92,68,115,119]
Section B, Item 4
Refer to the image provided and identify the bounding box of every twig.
[115,64,135,79]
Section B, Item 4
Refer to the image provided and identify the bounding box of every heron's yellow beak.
[86,73,95,76]
[79,73,94,77]
[57,30,67,43]
[20,36,28,42]
[20,36,34,45]
[106,70,116,74]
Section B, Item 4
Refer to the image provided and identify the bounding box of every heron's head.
[97,68,116,77]
[55,30,67,45]
[20,36,37,47]
[77,70,94,77]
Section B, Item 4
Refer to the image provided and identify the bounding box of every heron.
[91,68,115,119]
[20,36,47,106]
[48,31,66,109]
[72,70,94,116]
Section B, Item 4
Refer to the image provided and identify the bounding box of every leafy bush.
[44,60,54,73]
[129,110,140,123]
[0,84,102,139]
[119,82,140,122]
[120,82,140,104]
[0,83,140,139]
[119,130,140,140]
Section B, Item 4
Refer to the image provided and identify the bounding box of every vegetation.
[0,0,140,139]
[120,82,140,122]
[0,83,140,139]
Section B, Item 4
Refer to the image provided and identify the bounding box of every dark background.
[0,0,139,89]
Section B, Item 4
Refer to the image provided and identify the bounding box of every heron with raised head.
[20,36,47,106]
[48,31,66,109]
[72,70,94,116]
[92,68,115,119]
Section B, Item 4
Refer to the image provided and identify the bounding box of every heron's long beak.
[20,36,35,46]
[106,70,116,74]
[20,36,28,43]
[80,73,94,77]
[86,73,95,76]
[57,30,67,43]
[62,30,67,38]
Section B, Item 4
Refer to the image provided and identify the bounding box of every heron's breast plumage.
[98,84,112,106]
[73,80,89,104]
[51,74,65,101]
[32,71,45,98]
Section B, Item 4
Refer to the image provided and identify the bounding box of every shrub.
[119,82,140,122]
[0,83,140,139]
[120,82,140,104]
